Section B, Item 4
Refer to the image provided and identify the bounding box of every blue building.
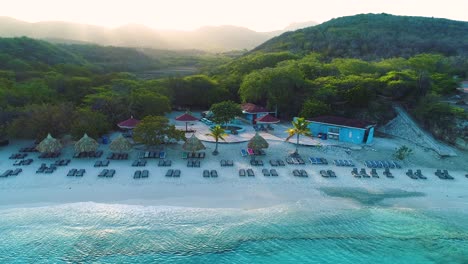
[307,116,375,144]
[241,103,275,124]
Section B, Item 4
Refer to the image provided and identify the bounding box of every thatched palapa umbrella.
[74,133,99,154]
[36,133,62,153]
[183,134,205,155]
[109,134,132,153]
[248,132,269,159]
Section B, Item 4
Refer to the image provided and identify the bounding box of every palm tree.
[285,117,311,155]
[206,125,227,155]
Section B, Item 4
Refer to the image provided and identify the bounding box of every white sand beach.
[1,127,467,211]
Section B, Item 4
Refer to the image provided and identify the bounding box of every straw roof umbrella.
[74,133,99,154]
[109,134,132,153]
[182,134,205,154]
[36,133,62,153]
[248,132,269,160]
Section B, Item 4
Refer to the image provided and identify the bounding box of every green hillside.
[253,13,468,59]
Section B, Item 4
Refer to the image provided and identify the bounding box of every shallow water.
[1,200,468,264]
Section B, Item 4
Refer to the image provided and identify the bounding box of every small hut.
[36,133,62,153]
[183,134,205,155]
[117,116,140,129]
[109,134,132,153]
[248,132,269,159]
[74,133,99,154]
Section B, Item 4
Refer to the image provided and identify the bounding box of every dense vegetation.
[0,13,467,147]
[254,14,468,59]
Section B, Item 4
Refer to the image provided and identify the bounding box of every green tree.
[210,100,242,125]
[285,117,312,155]
[394,145,413,160]
[299,99,331,118]
[131,90,171,118]
[206,125,227,155]
[70,108,111,140]
[133,116,185,147]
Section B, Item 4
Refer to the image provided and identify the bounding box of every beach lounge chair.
[383,168,394,178]
[164,160,172,167]
[98,169,108,177]
[101,160,109,167]
[227,160,233,166]
[182,152,188,159]
[141,170,149,178]
[159,160,165,167]
[320,170,329,178]
[210,170,218,178]
[36,166,46,173]
[247,169,255,177]
[194,160,200,167]
[300,169,308,177]
[351,168,360,178]
[277,160,285,166]
[166,169,174,177]
[140,160,147,166]
[203,170,210,178]
[45,167,55,174]
[327,170,337,178]
[360,168,370,178]
[221,160,227,167]
[106,169,115,178]
[415,169,426,179]
[334,160,340,166]
[371,169,379,178]
[94,161,102,167]
[392,161,401,169]
[239,169,246,177]
[309,157,317,165]
[67,169,77,177]
[247,148,254,156]
[1,170,12,177]
[320,158,328,165]
[443,170,454,180]
[241,149,248,157]
[269,160,278,166]
[270,169,278,177]
[406,169,417,179]
[159,151,166,159]
[76,169,85,177]
[173,169,181,177]
[134,170,141,179]
[262,169,270,176]
[293,169,301,177]
[286,157,294,164]
[132,160,139,167]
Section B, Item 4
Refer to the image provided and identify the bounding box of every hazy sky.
[1,0,466,31]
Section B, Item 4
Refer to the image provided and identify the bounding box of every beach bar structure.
[241,103,276,125]
[307,116,375,144]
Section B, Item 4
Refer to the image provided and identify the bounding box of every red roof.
[307,116,375,129]
[255,114,280,123]
[117,117,140,129]
[175,113,199,122]
[241,103,270,114]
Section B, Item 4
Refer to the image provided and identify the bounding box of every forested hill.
[253,13,468,59]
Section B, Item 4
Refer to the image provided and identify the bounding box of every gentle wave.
[1,202,468,263]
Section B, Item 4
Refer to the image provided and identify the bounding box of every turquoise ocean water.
[1,199,468,264]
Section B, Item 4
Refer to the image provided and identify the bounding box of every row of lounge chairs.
[134,170,149,179]
[333,160,355,167]
[67,169,85,177]
[200,118,213,125]
[435,169,454,180]
[187,160,201,167]
[250,160,264,166]
[239,169,255,177]
[269,159,286,166]
[182,152,206,159]
[36,163,57,174]
[107,153,128,160]
[320,170,337,178]
[253,124,274,131]
[98,169,115,178]
[13,159,33,166]
[220,160,234,167]
[293,169,308,177]
[406,169,427,180]
[241,149,266,157]
[166,169,181,177]
[286,157,305,165]
[309,157,328,165]
[94,160,110,167]
[365,160,401,169]
[352,168,394,178]
[0,168,22,177]
[203,170,218,178]
[138,151,166,159]
[262,168,278,177]
[158,160,172,167]
[9,153,28,159]
[19,146,38,153]
[39,152,61,159]
[54,159,70,166]
[132,160,147,167]
[73,151,103,158]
